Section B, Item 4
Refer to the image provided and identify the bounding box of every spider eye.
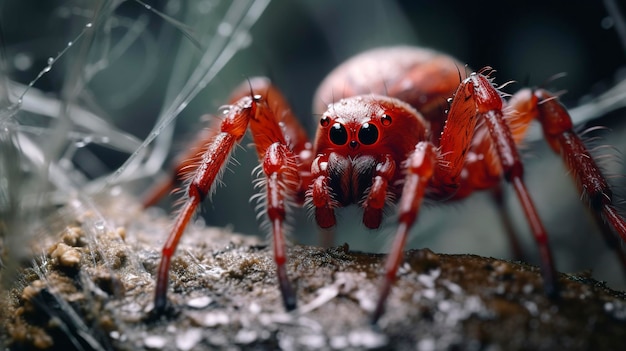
[358,123,379,145]
[381,114,392,126]
[320,116,331,127]
[329,123,348,145]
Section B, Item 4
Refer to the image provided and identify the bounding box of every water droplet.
[85,22,93,28]
[601,16,614,29]
[93,220,106,232]
[13,52,33,71]
[47,57,54,65]
[218,105,231,115]
[235,31,252,49]
[75,136,93,148]
[67,41,73,47]
[217,23,233,36]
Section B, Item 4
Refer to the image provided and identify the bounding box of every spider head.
[314,94,428,160]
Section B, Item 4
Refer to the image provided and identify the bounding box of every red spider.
[147,46,626,323]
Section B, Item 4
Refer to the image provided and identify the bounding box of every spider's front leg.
[153,97,255,314]
[153,78,310,314]
[372,72,561,324]
[372,141,438,323]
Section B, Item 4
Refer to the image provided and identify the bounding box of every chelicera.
[145,46,626,323]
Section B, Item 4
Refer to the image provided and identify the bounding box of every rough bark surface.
[2,193,626,350]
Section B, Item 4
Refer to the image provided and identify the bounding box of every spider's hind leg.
[528,89,626,267]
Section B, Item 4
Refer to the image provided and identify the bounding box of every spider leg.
[154,97,255,314]
[310,153,339,229]
[142,118,222,208]
[362,155,396,229]
[372,142,437,323]
[244,78,312,311]
[492,186,525,261]
[261,142,300,310]
[372,72,564,323]
[533,89,626,241]
[153,78,312,314]
[469,74,559,298]
[372,73,500,323]
[523,89,626,267]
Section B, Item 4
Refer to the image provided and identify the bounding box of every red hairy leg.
[231,78,313,181]
[362,155,396,229]
[144,77,313,210]
[154,97,255,314]
[534,89,626,241]
[142,118,222,208]
[310,153,338,229]
[262,142,300,309]
[471,74,559,297]
[153,78,311,314]
[523,89,626,264]
[431,75,481,197]
[492,186,525,261]
[372,142,437,323]
[240,80,314,309]
[372,72,513,323]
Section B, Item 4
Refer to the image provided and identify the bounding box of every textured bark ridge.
[2,193,626,350]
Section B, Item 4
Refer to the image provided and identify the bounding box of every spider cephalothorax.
[311,94,429,229]
[146,46,626,323]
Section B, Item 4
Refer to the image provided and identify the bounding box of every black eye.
[320,116,330,127]
[329,123,348,145]
[381,114,392,126]
[358,123,379,145]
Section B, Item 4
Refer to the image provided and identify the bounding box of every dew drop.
[235,31,252,49]
[217,22,233,36]
[601,16,614,29]
[85,22,93,28]
[75,136,93,148]
[47,57,54,65]
[93,220,105,232]
[67,41,73,47]
[13,52,33,71]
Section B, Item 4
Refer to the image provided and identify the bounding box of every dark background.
[2,0,626,288]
